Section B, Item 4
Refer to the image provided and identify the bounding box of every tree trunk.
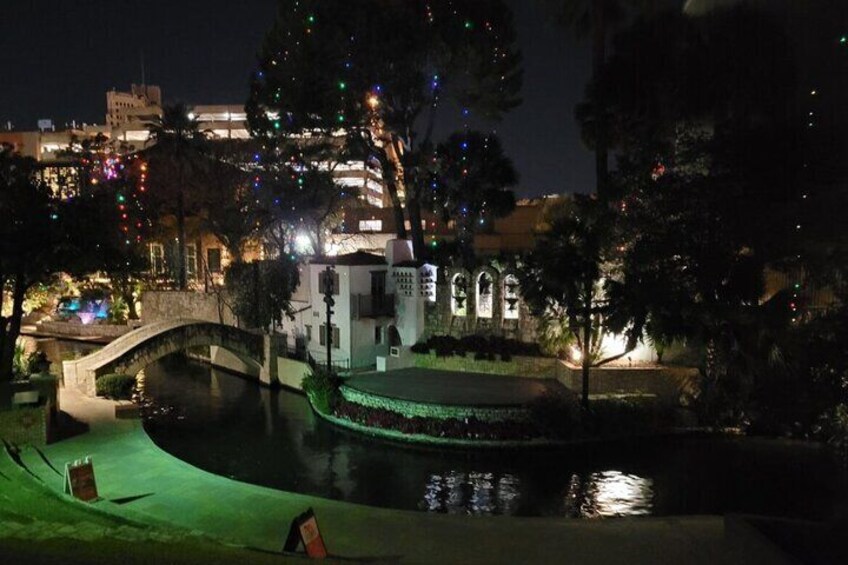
[581,309,592,409]
[407,198,426,259]
[376,140,407,239]
[0,274,27,381]
[591,1,609,199]
[177,187,187,290]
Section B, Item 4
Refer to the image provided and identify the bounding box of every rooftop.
[311,250,387,266]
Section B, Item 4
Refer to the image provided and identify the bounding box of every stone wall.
[412,353,558,379]
[423,265,539,343]
[341,385,530,422]
[556,363,700,406]
[277,357,310,391]
[38,321,133,339]
[0,406,47,446]
[141,291,236,326]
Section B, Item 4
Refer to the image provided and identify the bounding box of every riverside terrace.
[1,383,803,564]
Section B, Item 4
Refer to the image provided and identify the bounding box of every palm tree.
[145,103,206,290]
[544,1,671,198]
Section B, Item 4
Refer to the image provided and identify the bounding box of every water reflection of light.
[421,471,521,515]
[565,471,654,518]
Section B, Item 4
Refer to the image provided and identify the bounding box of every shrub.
[585,395,659,436]
[500,351,512,362]
[410,342,430,354]
[474,351,488,361]
[95,374,136,400]
[302,366,342,414]
[108,296,129,324]
[529,389,581,439]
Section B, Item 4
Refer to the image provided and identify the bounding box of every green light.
[274,120,281,130]
[338,81,347,90]
[298,177,304,186]
[337,114,345,122]
[117,194,126,203]
[307,14,315,24]
[464,21,473,30]
[841,35,847,44]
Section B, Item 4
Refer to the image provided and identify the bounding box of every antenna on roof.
[140,49,146,85]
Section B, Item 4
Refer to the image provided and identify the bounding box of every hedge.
[95,374,136,400]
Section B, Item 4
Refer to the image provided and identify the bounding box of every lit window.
[148,243,165,274]
[359,219,382,232]
[477,272,493,318]
[503,275,520,320]
[451,274,468,316]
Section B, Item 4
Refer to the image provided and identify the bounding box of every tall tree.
[425,131,517,265]
[519,195,645,408]
[145,103,206,289]
[0,145,142,380]
[544,0,673,198]
[247,0,522,259]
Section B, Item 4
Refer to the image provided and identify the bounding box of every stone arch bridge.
[63,319,279,396]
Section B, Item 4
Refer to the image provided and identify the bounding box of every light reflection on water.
[32,344,845,520]
[421,470,653,517]
[421,471,523,515]
[565,471,654,518]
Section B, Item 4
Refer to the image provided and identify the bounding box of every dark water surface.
[131,355,847,519]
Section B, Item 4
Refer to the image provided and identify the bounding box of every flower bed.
[333,398,537,441]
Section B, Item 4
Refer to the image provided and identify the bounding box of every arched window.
[477,272,493,318]
[503,274,520,320]
[451,273,467,316]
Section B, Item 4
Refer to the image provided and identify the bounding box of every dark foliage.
[333,400,537,441]
[95,374,136,400]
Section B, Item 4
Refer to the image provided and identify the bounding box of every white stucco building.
[281,240,436,370]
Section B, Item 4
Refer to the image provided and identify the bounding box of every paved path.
[347,368,562,406]
[14,386,793,564]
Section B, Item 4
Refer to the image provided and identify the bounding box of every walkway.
[7,386,794,564]
[347,367,562,406]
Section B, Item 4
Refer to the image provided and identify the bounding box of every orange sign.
[64,458,98,502]
[283,508,328,559]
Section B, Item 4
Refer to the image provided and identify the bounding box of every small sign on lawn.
[283,507,328,559]
[64,457,99,502]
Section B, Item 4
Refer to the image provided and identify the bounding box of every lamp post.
[322,266,335,370]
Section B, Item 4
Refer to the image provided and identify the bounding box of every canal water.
[38,338,848,519]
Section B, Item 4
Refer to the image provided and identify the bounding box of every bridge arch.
[63,319,276,396]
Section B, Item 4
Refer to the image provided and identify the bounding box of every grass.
[0,445,320,564]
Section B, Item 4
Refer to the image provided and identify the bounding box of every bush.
[95,374,136,400]
[108,296,129,324]
[420,334,545,360]
[585,395,659,436]
[529,389,581,439]
[410,342,430,354]
[302,366,342,414]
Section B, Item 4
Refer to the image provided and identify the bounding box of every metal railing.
[352,294,395,318]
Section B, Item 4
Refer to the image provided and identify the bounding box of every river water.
[38,338,848,519]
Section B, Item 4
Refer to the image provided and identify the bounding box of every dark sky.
[0,0,594,198]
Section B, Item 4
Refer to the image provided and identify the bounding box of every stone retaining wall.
[340,385,530,423]
[557,363,700,406]
[38,321,133,338]
[413,352,558,379]
[141,291,236,326]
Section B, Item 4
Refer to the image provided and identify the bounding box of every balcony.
[353,294,395,319]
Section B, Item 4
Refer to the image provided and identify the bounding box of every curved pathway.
[12,386,793,564]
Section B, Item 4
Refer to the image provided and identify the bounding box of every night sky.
[1,1,843,196]
[1,0,592,198]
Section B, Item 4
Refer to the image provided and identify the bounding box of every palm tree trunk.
[591,0,609,199]
[177,187,187,290]
[581,304,592,409]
